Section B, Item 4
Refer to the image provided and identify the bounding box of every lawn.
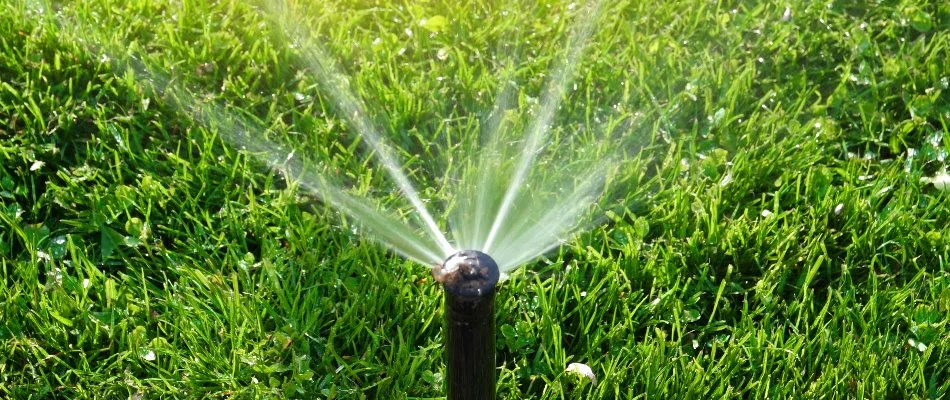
[2,0,949,398]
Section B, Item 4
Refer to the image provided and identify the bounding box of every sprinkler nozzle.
[432,250,500,296]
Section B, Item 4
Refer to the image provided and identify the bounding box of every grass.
[2,0,950,398]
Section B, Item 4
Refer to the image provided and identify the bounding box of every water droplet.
[921,172,950,191]
[711,108,726,125]
[927,132,943,147]
[908,338,928,352]
[719,171,733,187]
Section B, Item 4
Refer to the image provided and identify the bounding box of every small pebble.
[566,362,597,385]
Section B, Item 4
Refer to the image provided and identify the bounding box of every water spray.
[432,250,500,400]
[39,0,611,396]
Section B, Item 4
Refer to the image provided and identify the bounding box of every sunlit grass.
[1,0,949,398]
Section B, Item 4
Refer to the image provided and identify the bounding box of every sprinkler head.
[434,250,499,400]
[432,250,500,298]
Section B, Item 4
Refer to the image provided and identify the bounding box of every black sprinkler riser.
[434,250,500,400]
